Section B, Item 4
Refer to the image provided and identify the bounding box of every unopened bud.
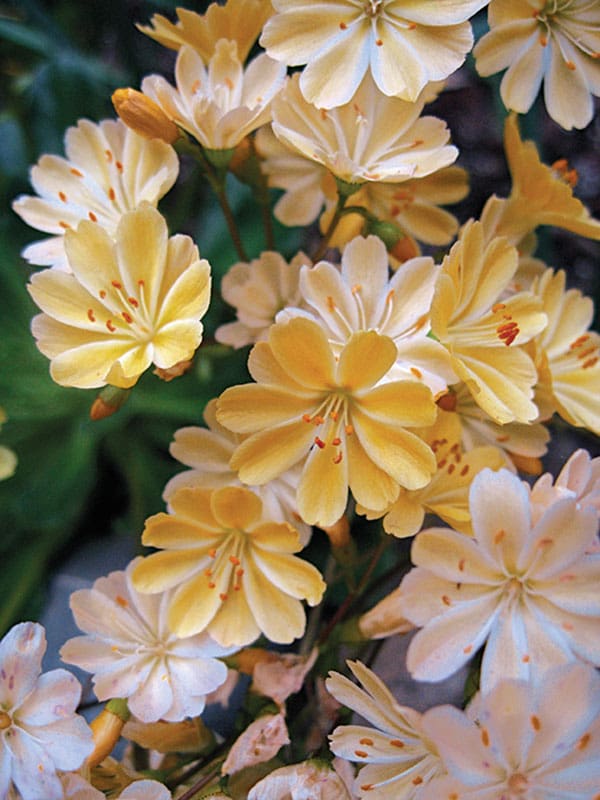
[389,233,420,263]
[87,698,130,768]
[112,88,179,144]
[90,386,131,420]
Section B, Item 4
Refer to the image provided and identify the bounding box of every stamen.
[58,191,68,202]
[87,309,96,323]
[106,320,116,332]
[88,211,98,222]
[70,168,84,177]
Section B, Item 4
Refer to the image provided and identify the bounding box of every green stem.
[311,191,347,262]
[299,554,337,657]
[210,177,249,261]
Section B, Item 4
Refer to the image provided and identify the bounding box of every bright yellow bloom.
[28,204,211,389]
[481,114,600,248]
[430,219,547,424]
[531,268,600,436]
[138,0,273,63]
[358,410,506,537]
[216,317,437,527]
[271,72,458,186]
[261,0,488,108]
[132,485,325,645]
[474,0,600,130]
[140,40,285,150]
[12,118,178,270]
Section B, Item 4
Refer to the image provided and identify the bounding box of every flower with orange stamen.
[132,485,325,645]
[216,317,438,527]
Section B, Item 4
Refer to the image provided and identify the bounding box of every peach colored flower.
[221,713,290,775]
[216,317,438,527]
[138,0,273,63]
[141,39,285,150]
[132,485,325,644]
[474,0,600,130]
[28,204,211,389]
[271,73,458,185]
[261,0,489,108]
[248,760,353,800]
[12,119,178,270]
[430,219,547,424]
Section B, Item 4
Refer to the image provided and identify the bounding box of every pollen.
[345,424,354,435]
[412,776,423,786]
[59,221,71,229]
[339,21,347,29]
[390,739,404,747]
[115,160,124,172]
[577,732,591,750]
[481,728,490,746]
[70,167,84,177]
[565,60,576,70]
[87,309,96,322]
[106,319,116,332]
[530,715,541,731]
[315,436,326,449]
[354,749,368,758]
[375,38,383,46]
[108,187,116,201]
[115,595,128,608]
[410,367,423,379]
[360,737,374,745]
[58,191,68,202]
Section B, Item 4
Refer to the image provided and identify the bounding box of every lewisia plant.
[5,0,600,798]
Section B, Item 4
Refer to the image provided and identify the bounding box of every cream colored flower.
[531,267,600,436]
[474,0,600,130]
[430,219,547,424]
[359,586,414,639]
[287,235,457,396]
[216,317,438,527]
[261,0,488,108]
[163,399,311,545]
[216,250,310,348]
[28,204,211,389]
[248,761,353,800]
[141,39,285,150]
[480,114,600,248]
[326,661,444,799]
[271,73,458,185]
[222,713,290,776]
[251,648,318,709]
[138,0,273,63]
[12,119,178,270]
[533,448,600,521]
[132,485,325,644]
[359,409,506,538]
[401,467,600,692]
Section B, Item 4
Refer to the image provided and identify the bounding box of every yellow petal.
[210,486,263,531]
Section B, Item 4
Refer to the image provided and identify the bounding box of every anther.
[339,21,347,29]
[105,149,113,162]
[111,280,122,289]
[70,168,84,177]
[58,191,67,202]
[106,320,116,332]
[88,211,98,222]
[122,312,133,324]
[315,437,326,449]
[229,555,240,565]
[87,309,96,322]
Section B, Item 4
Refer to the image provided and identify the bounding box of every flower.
[420,663,600,799]
[480,114,600,248]
[60,558,233,723]
[400,467,600,691]
[163,398,311,545]
[248,760,353,800]
[216,317,438,527]
[140,40,285,150]
[326,660,444,799]
[0,622,93,800]
[12,118,178,271]
[61,774,172,800]
[215,250,310,348]
[359,586,414,639]
[28,203,211,389]
[358,409,506,538]
[271,73,458,186]
[474,0,600,130]
[251,648,318,709]
[531,448,600,522]
[138,0,273,63]
[430,219,547,424]
[222,712,290,776]
[287,234,456,396]
[261,0,488,108]
[112,89,180,144]
[132,485,326,644]
[531,267,600,436]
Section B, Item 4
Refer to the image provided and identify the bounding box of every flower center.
[363,0,383,17]
[0,711,12,730]
[302,393,352,466]
[203,532,246,603]
[507,772,529,795]
[87,277,153,339]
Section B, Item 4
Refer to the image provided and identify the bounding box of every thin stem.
[311,191,347,262]
[171,765,223,800]
[299,554,338,657]
[249,136,276,250]
[210,177,249,261]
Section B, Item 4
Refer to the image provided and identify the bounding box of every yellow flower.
[271,72,458,186]
[480,114,600,248]
[216,317,437,527]
[28,204,211,389]
[132,485,325,645]
[140,39,285,150]
[474,0,600,130]
[358,410,506,537]
[138,0,273,63]
[531,268,600,436]
[430,219,547,424]
[12,119,178,271]
[261,0,488,108]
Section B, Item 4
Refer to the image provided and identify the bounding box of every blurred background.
[0,0,598,638]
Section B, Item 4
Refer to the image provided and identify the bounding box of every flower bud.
[112,88,179,144]
[90,386,131,420]
[87,698,130,768]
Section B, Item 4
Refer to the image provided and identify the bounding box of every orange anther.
[58,191,67,202]
[229,555,240,565]
[111,280,122,289]
[87,309,96,322]
[315,437,326,449]
[106,319,116,332]
[70,168,84,177]
[122,312,133,324]
[88,211,98,222]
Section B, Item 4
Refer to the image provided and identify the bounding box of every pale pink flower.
[61,774,171,800]
[251,648,318,709]
[0,622,93,800]
[531,448,600,523]
[13,119,178,271]
[420,663,600,799]
[60,559,233,723]
[248,760,353,799]
[401,467,600,692]
[221,713,290,775]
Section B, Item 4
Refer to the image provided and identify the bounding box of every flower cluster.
[6,0,600,797]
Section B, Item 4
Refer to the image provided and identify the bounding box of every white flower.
[0,622,93,800]
[60,558,234,723]
[420,663,600,799]
[12,119,178,271]
[400,467,600,692]
[61,774,171,800]
[531,448,600,523]
[248,760,353,799]
[326,661,444,799]
[141,40,285,150]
